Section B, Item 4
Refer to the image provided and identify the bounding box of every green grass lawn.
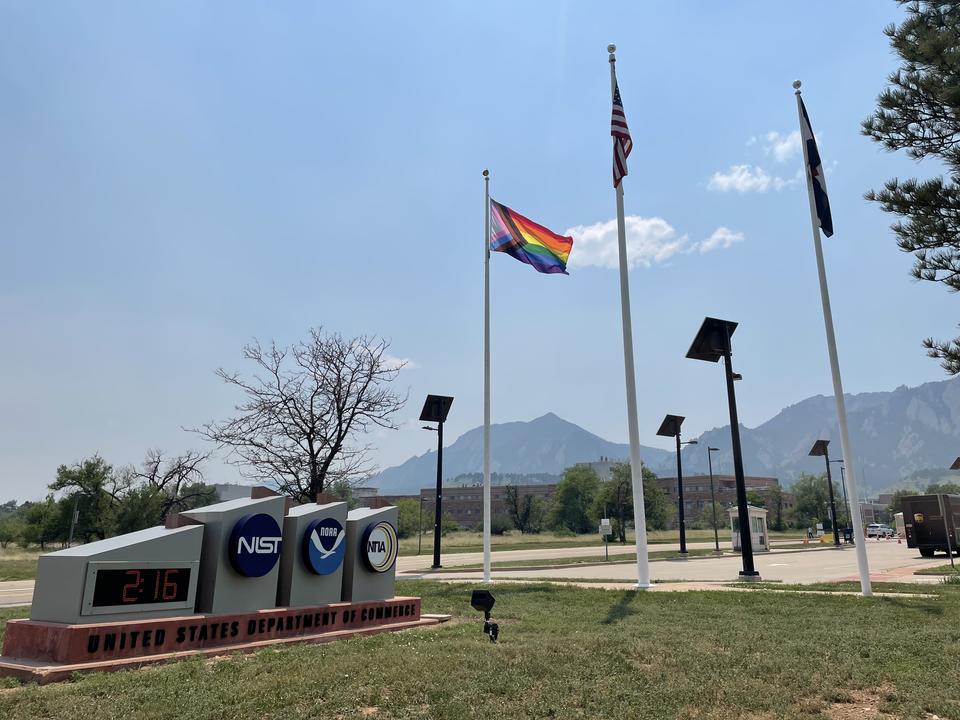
[0,548,42,581]
[914,562,960,575]
[1,579,958,718]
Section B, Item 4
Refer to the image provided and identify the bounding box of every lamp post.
[417,494,425,555]
[686,317,759,578]
[657,415,697,555]
[809,439,840,547]
[830,459,849,532]
[420,394,454,569]
[707,446,720,552]
[66,492,81,548]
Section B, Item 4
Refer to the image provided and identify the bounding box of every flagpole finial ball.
[792,80,802,90]
[607,43,616,53]
[482,169,489,177]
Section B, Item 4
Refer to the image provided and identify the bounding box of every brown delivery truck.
[901,494,959,558]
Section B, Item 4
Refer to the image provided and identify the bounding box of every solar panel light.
[470,589,499,643]
[419,394,454,424]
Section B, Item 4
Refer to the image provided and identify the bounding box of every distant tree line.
[0,451,218,550]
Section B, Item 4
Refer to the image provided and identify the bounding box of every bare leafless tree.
[194,328,406,502]
[130,449,213,518]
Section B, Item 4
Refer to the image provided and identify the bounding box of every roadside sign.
[599,519,611,535]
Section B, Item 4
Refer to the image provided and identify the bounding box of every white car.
[866,523,895,538]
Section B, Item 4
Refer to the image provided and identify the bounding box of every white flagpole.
[482,169,492,584]
[793,80,872,596]
[609,45,651,589]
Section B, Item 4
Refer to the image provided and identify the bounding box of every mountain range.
[367,377,960,495]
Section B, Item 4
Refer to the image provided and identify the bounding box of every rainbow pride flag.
[489,199,573,275]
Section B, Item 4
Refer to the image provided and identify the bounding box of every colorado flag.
[799,97,833,237]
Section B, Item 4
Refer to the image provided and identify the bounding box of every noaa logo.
[228,513,283,577]
[302,517,346,575]
[362,521,398,573]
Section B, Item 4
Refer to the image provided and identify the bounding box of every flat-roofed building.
[380,484,557,528]
[654,475,794,528]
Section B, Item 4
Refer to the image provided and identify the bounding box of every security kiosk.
[181,496,285,613]
[30,525,202,624]
[277,501,348,606]
[342,506,399,602]
[729,505,770,553]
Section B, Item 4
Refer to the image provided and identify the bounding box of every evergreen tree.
[863,1,960,373]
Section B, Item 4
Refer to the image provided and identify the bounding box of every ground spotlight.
[470,589,499,643]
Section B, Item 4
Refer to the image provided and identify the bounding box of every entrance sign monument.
[278,501,348,606]
[0,495,443,683]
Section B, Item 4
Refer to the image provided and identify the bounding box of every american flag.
[611,80,632,188]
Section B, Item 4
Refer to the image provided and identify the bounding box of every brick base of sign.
[0,597,447,684]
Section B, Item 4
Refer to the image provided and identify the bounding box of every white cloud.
[383,354,416,370]
[745,135,757,147]
[697,227,744,253]
[763,130,801,163]
[565,216,689,270]
[707,164,787,193]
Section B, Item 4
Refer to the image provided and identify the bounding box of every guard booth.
[729,505,770,553]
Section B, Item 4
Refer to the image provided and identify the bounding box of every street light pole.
[686,317,758,579]
[67,493,80,548]
[657,415,697,556]
[831,460,849,532]
[722,341,757,576]
[419,394,454,571]
[418,494,424,556]
[810,440,840,547]
[707,446,720,552]
[676,433,686,554]
[432,420,444,568]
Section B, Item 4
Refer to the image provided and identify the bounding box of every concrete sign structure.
[181,496,286,614]
[0,495,443,684]
[342,506,399,602]
[277,501,348,607]
[30,525,202,625]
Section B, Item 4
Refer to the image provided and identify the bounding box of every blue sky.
[1,1,954,501]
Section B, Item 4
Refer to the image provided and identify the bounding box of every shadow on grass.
[602,590,639,625]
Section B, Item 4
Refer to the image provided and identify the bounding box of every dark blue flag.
[799,97,833,237]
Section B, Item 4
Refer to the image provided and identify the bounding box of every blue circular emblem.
[228,513,283,577]
[302,517,346,575]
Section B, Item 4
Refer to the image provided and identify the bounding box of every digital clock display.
[91,568,192,607]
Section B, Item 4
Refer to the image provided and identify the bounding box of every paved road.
[0,540,946,608]
[396,538,803,573]
[414,541,948,585]
[0,581,34,609]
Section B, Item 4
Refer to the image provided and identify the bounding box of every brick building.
[380,476,794,530]
[381,484,556,528]
[654,475,795,528]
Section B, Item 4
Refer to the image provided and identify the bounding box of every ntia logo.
[362,520,398,573]
[229,513,283,577]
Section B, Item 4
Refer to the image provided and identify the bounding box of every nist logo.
[229,514,283,577]
[237,536,282,555]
